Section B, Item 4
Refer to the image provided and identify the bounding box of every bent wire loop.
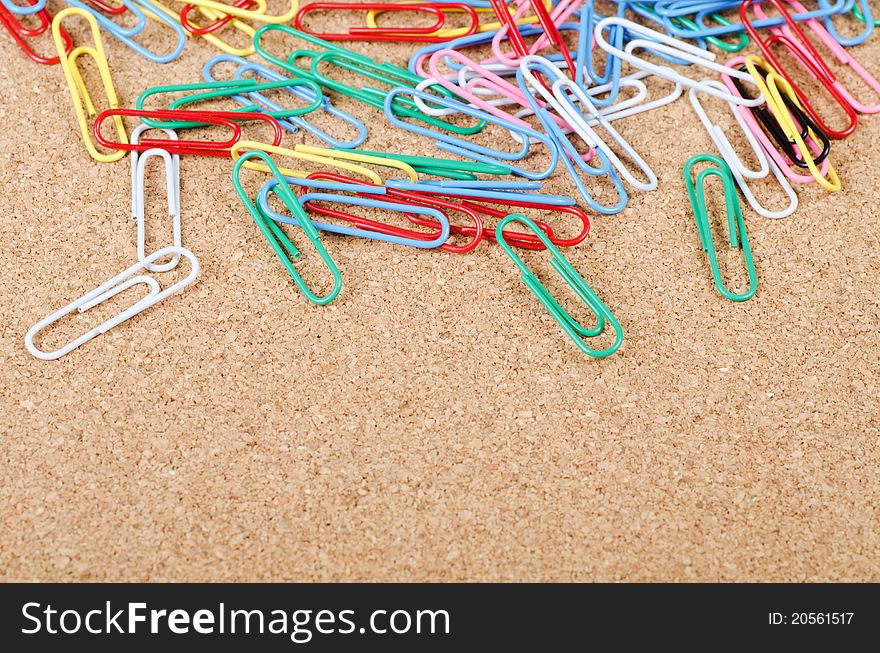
[93,108,283,156]
[496,214,623,358]
[756,0,880,115]
[688,81,798,220]
[24,246,200,361]
[52,7,127,162]
[745,56,841,191]
[136,77,323,129]
[64,0,187,63]
[2,0,48,15]
[202,54,368,147]
[130,123,179,222]
[821,0,874,45]
[1,0,72,64]
[259,187,451,249]
[384,86,560,180]
[593,16,764,107]
[740,0,860,138]
[231,149,342,306]
[182,0,298,24]
[133,147,182,272]
[294,171,485,254]
[149,0,257,57]
[294,2,479,42]
[516,57,627,214]
[683,154,757,302]
[720,56,833,186]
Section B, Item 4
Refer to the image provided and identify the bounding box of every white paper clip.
[134,147,182,272]
[689,81,797,220]
[130,123,179,222]
[593,17,764,107]
[24,247,200,360]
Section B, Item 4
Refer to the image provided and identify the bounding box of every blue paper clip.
[65,0,186,63]
[516,59,627,214]
[258,186,451,249]
[820,0,874,46]
[202,55,368,148]
[383,87,559,181]
[419,180,542,190]
[2,0,47,15]
[385,180,576,206]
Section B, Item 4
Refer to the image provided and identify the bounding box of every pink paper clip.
[753,0,880,115]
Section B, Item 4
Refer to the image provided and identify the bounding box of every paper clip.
[517,57,627,214]
[179,0,262,34]
[382,184,589,249]
[593,17,763,107]
[94,109,283,156]
[1,0,47,15]
[496,214,622,358]
[52,8,127,163]
[230,141,385,184]
[756,66,842,192]
[261,188,451,249]
[64,0,186,64]
[232,149,342,306]
[688,82,797,220]
[25,247,200,361]
[683,154,757,302]
[821,0,873,45]
[130,123,179,222]
[203,55,368,148]
[719,56,833,187]
[488,0,578,72]
[181,0,298,23]
[735,57,831,170]
[0,0,72,64]
[294,2,479,42]
[132,147,182,273]
[136,78,324,128]
[740,0,859,138]
[149,0,257,57]
[286,171,485,254]
[330,148,512,179]
[384,87,559,180]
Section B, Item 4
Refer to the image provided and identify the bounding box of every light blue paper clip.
[383,87,559,181]
[517,58,627,214]
[258,185,451,249]
[385,180,576,206]
[201,55,368,148]
[64,0,186,63]
[2,0,47,15]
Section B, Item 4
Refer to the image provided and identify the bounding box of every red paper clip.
[93,109,282,156]
[404,193,590,250]
[0,0,73,65]
[740,0,857,139]
[489,0,576,74]
[301,172,485,254]
[294,2,478,42]
[180,0,255,36]
[82,0,129,15]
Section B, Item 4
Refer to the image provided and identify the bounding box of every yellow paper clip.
[176,0,298,24]
[745,55,841,192]
[149,0,259,57]
[293,145,419,183]
[230,141,384,183]
[365,0,554,38]
[52,8,127,163]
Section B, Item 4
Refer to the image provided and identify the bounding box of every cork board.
[1,2,879,582]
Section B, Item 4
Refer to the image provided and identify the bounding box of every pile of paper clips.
[9,0,879,360]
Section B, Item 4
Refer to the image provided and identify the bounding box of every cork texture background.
[1,1,878,581]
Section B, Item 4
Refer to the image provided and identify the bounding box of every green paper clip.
[137,78,323,130]
[253,24,486,136]
[232,149,342,306]
[684,153,757,302]
[496,214,623,358]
